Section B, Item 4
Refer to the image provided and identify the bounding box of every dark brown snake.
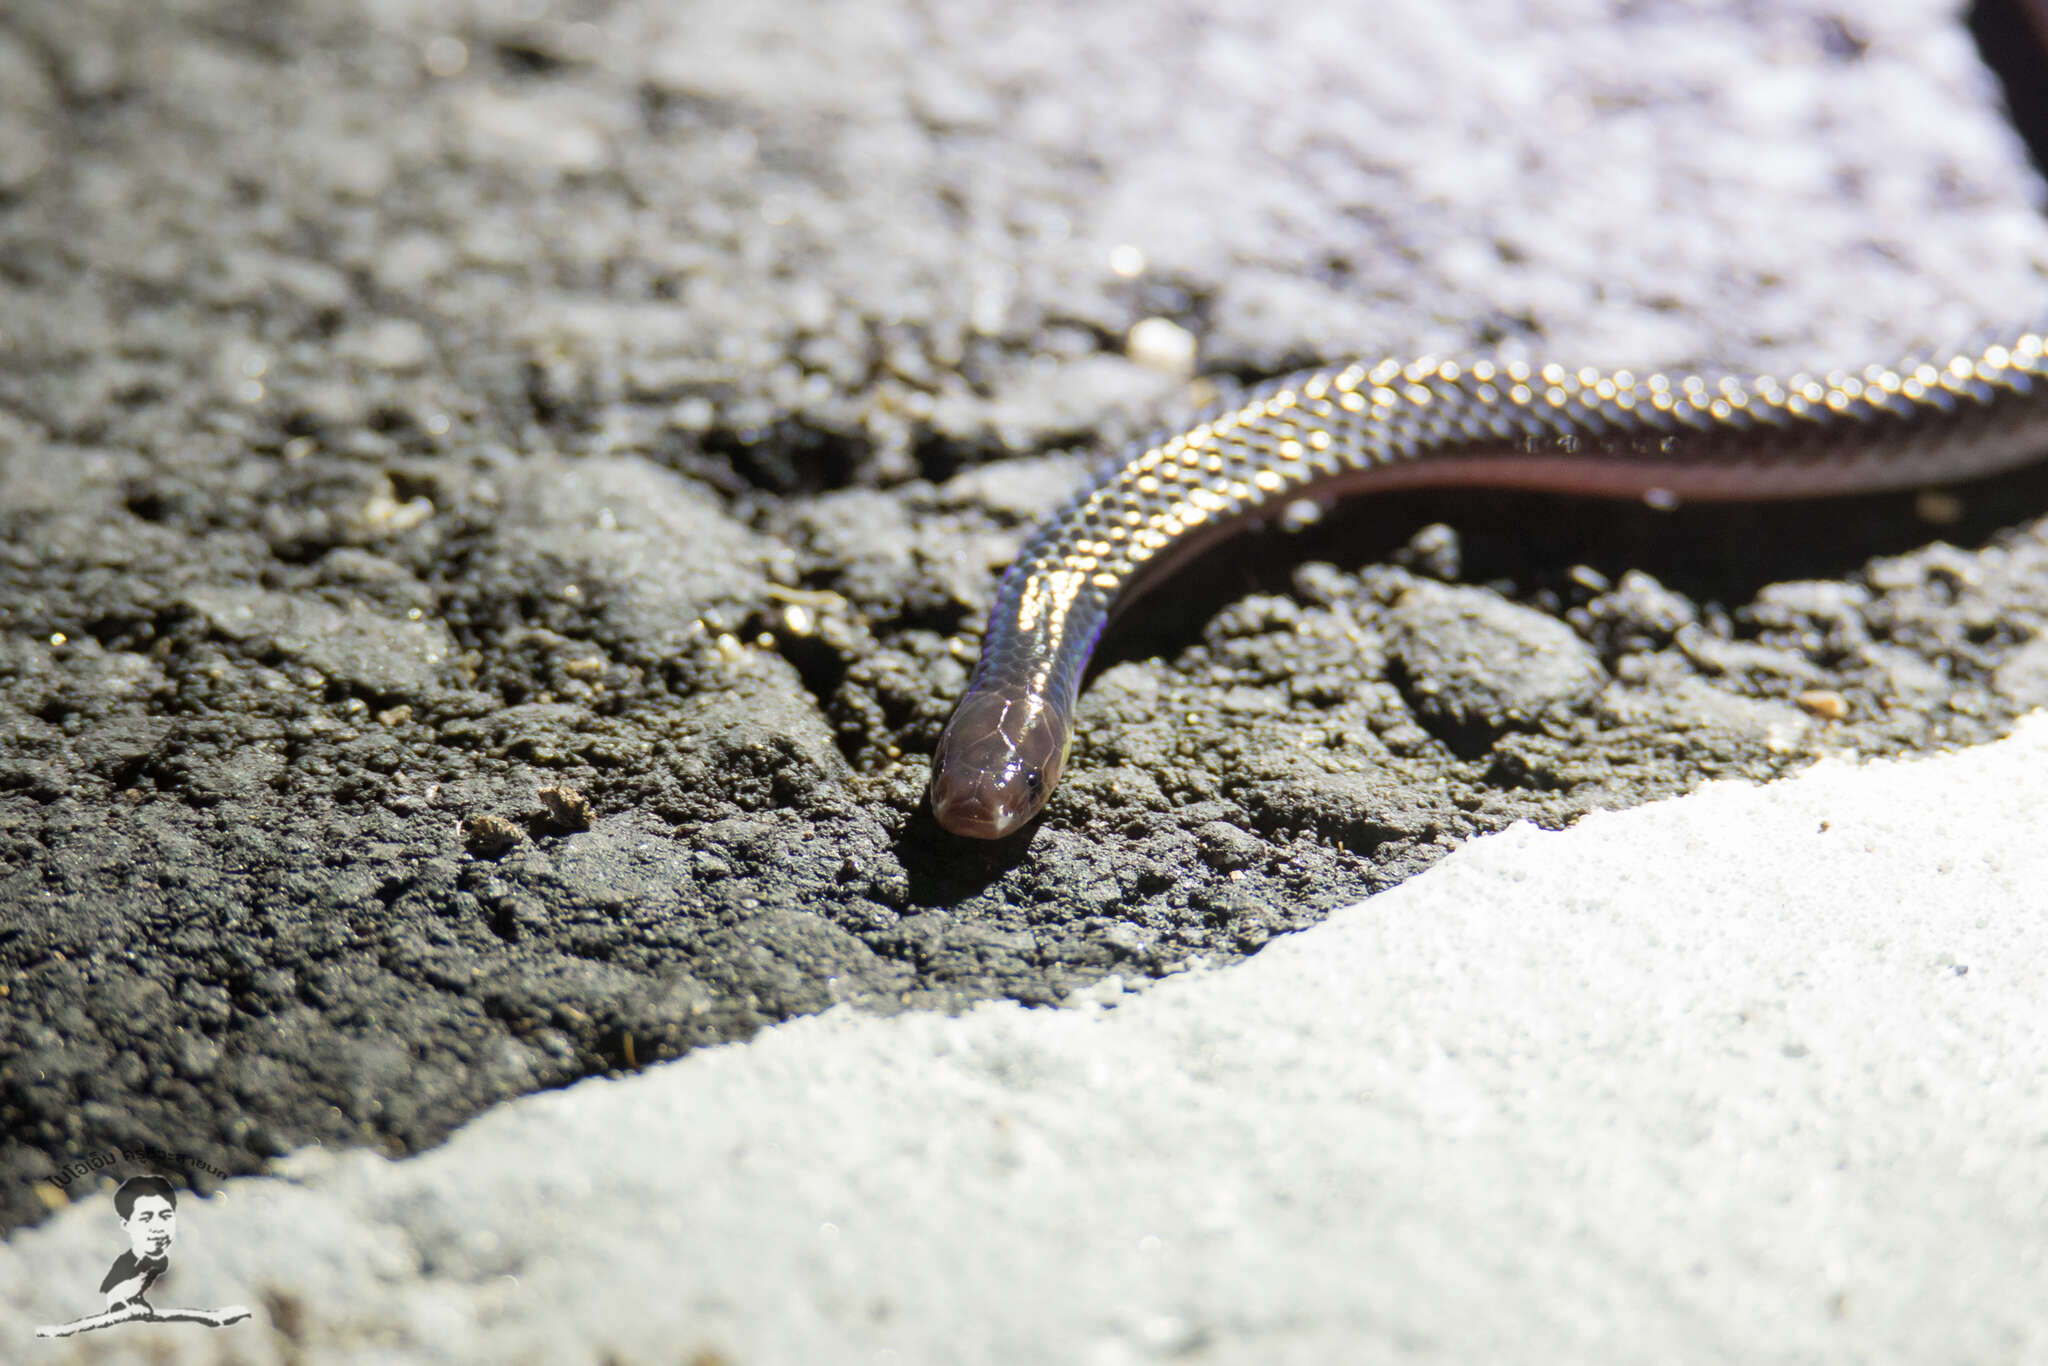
[929,321,2048,838]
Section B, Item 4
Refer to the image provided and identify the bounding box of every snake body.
[929,321,2048,838]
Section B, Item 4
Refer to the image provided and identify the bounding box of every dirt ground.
[5,0,2048,1236]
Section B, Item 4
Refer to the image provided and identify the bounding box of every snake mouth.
[928,686,1069,839]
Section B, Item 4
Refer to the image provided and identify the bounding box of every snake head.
[928,686,1070,839]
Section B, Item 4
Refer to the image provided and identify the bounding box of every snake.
[927,320,2048,838]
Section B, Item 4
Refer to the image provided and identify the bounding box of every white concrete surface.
[7,717,2047,1364]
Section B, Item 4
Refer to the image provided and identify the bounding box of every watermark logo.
[32,1174,249,1340]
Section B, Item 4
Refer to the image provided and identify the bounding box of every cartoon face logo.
[120,1188,177,1263]
[33,1172,248,1340]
